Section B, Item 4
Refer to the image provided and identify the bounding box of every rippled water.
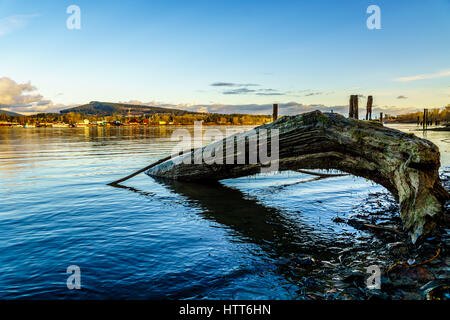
[0,124,448,299]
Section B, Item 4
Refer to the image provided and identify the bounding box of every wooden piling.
[366,96,373,120]
[349,96,354,118]
[349,95,359,119]
[273,104,278,121]
[423,109,428,131]
[380,112,383,124]
[353,95,359,120]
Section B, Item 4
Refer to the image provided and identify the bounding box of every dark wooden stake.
[380,112,383,124]
[366,96,373,120]
[349,95,354,118]
[349,95,359,119]
[423,109,428,131]
[353,95,359,119]
[273,104,278,121]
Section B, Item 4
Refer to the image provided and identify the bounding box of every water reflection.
[114,176,346,264]
[0,125,447,299]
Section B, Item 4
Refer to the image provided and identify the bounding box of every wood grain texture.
[146,111,449,243]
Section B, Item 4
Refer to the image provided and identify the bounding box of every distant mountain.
[0,108,23,116]
[60,101,197,117]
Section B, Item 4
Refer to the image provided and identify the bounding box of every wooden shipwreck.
[145,111,449,243]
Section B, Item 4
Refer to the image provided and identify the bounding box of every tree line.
[385,105,450,124]
[0,111,272,126]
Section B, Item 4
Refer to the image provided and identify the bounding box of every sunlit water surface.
[0,124,448,299]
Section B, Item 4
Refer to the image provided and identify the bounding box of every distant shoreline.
[0,123,261,128]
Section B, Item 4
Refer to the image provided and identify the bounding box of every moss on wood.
[146,110,449,243]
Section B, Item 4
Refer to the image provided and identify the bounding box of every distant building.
[38,122,54,127]
[75,119,90,127]
[0,121,17,127]
[53,123,70,128]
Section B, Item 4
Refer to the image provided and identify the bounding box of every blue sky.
[0,0,449,115]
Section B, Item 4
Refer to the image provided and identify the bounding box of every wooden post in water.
[380,112,383,124]
[366,96,373,120]
[349,95,359,119]
[423,109,428,131]
[273,104,278,121]
[353,95,359,120]
[349,96,354,118]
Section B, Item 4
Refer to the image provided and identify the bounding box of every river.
[0,124,448,299]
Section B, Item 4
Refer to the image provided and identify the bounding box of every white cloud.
[0,77,43,105]
[0,14,38,36]
[196,106,209,113]
[0,77,72,113]
[395,70,450,82]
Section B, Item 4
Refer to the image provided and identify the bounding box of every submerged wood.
[146,111,449,243]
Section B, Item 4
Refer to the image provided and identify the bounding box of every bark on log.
[146,111,449,243]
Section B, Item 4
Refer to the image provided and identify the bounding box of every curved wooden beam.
[146,111,449,243]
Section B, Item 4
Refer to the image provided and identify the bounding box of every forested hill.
[0,108,23,116]
[60,101,197,117]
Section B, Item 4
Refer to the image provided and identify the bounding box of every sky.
[0,0,449,115]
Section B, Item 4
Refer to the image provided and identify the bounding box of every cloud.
[210,82,260,87]
[223,88,257,95]
[374,105,423,115]
[255,92,285,96]
[171,102,424,117]
[396,95,408,99]
[118,100,158,106]
[210,82,333,97]
[123,100,343,115]
[222,87,289,96]
[305,92,323,97]
[0,77,43,105]
[395,70,450,82]
[176,102,348,115]
[0,77,71,114]
[196,106,209,113]
[256,88,285,96]
[284,90,334,97]
[0,14,38,36]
